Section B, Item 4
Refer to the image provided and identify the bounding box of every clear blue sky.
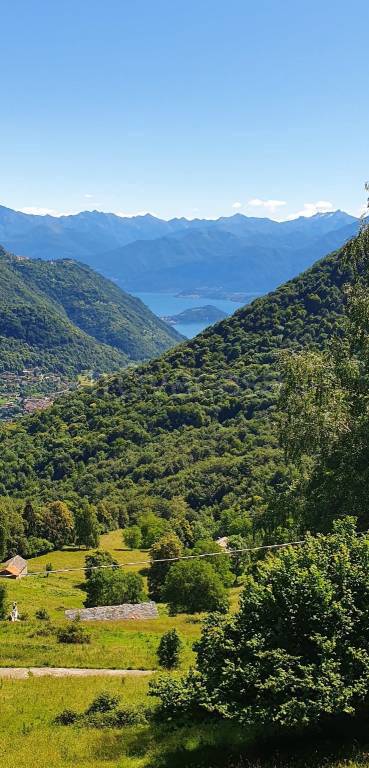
[1,0,368,220]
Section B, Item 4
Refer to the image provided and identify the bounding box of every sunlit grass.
[0,530,220,669]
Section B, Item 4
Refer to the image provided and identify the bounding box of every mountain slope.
[0,248,182,376]
[0,234,358,523]
[6,255,182,360]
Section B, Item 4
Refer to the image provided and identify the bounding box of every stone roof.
[65,601,159,622]
[0,555,27,576]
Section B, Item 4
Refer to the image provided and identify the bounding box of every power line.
[1,539,305,579]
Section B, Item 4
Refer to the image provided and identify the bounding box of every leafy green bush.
[86,691,120,715]
[54,709,79,725]
[54,691,148,729]
[86,706,148,728]
[157,629,182,669]
[163,559,229,614]
[155,519,369,732]
[31,623,56,637]
[85,550,118,577]
[57,619,91,644]
[23,537,54,558]
[84,569,145,608]
[35,607,50,621]
[149,670,205,719]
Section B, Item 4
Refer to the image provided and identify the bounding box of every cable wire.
[1,539,306,579]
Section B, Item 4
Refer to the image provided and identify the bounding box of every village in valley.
[0,368,81,420]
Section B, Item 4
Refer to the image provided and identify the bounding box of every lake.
[133,291,256,338]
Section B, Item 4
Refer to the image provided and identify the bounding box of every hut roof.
[0,555,27,576]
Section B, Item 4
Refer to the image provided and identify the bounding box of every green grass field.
[0,530,202,669]
[2,532,369,768]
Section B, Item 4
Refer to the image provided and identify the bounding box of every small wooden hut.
[0,555,28,579]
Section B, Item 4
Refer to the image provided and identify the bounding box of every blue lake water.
[133,291,256,338]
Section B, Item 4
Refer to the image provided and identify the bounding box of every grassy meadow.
[0,530,202,669]
[2,531,369,767]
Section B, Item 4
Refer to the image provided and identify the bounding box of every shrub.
[163,559,229,614]
[35,607,50,621]
[157,629,182,669]
[23,537,54,558]
[54,709,79,725]
[149,670,205,719]
[85,550,118,579]
[32,623,56,637]
[57,619,91,644]
[86,691,120,715]
[84,569,145,608]
[155,519,369,732]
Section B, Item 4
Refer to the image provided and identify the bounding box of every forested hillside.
[0,248,181,377]
[0,235,356,541]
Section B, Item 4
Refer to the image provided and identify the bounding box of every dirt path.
[0,667,154,679]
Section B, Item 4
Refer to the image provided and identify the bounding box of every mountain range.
[0,248,181,377]
[0,204,360,294]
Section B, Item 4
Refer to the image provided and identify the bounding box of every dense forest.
[0,248,181,377]
[0,230,362,558]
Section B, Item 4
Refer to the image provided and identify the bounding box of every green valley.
[0,248,182,417]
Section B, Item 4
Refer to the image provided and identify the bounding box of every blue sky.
[1,0,368,221]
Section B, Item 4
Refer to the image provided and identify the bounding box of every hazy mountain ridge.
[0,205,359,294]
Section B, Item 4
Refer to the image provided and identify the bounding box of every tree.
[227,535,249,577]
[157,629,182,669]
[163,559,229,615]
[192,539,234,587]
[41,501,74,549]
[84,569,145,607]
[277,225,369,534]
[0,519,7,562]
[85,550,118,578]
[23,499,39,537]
[148,532,183,600]
[96,501,115,533]
[138,512,169,548]
[75,500,99,549]
[0,583,6,620]
[123,525,142,550]
[157,519,369,730]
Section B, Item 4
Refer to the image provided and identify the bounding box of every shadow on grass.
[91,718,369,768]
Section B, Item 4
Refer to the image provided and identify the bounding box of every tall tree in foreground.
[277,224,369,533]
